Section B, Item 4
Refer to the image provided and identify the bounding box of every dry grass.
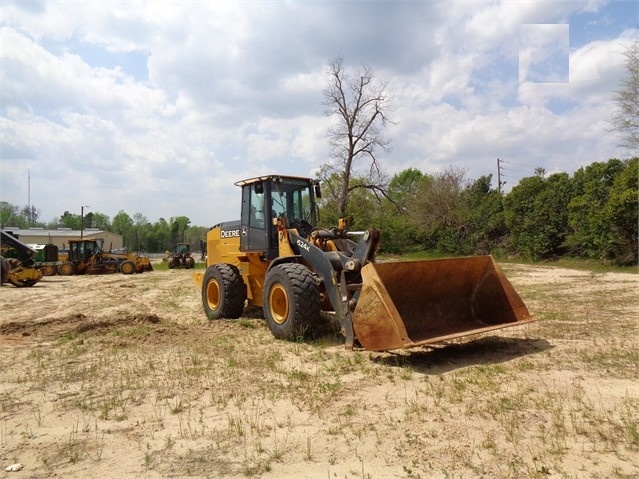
[0,264,637,478]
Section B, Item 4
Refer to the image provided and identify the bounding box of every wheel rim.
[206,279,221,310]
[269,284,289,324]
[122,263,134,274]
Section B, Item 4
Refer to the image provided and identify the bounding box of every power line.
[502,160,540,169]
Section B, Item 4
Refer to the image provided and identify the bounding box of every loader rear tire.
[202,264,246,319]
[58,261,75,276]
[263,263,320,340]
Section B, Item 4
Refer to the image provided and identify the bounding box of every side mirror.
[314,182,322,199]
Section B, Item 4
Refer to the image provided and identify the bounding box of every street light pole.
[81,205,91,239]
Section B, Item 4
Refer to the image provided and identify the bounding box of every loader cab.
[175,243,190,254]
[237,175,320,259]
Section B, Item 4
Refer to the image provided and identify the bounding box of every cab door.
[240,181,269,253]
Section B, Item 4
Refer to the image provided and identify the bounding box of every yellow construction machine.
[28,243,59,276]
[57,239,153,275]
[167,243,196,269]
[193,175,533,351]
[1,231,44,287]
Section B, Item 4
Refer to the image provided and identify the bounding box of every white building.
[1,228,124,251]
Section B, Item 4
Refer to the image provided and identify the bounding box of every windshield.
[270,178,314,226]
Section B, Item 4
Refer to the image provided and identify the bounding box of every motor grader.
[57,238,153,275]
[0,230,44,287]
[193,175,533,351]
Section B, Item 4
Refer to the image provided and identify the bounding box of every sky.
[1,0,637,227]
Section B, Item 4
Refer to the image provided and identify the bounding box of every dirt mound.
[0,312,163,343]
[72,313,161,334]
[0,314,85,335]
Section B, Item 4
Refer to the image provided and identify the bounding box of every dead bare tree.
[611,40,639,151]
[321,56,394,219]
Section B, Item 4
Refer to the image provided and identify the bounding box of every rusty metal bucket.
[353,256,533,351]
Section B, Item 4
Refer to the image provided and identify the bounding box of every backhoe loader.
[193,175,533,351]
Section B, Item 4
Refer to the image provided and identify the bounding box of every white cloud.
[519,24,569,83]
[0,0,635,226]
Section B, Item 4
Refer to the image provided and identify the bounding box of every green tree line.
[0,206,208,255]
[1,157,636,264]
[317,157,638,266]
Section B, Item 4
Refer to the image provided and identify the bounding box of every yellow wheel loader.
[193,175,533,351]
[167,243,196,269]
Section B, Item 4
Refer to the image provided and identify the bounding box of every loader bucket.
[353,256,533,351]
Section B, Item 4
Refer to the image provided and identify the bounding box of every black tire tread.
[202,263,246,319]
[263,263,321,339]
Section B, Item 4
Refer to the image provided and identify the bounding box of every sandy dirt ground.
[0,262,637,479]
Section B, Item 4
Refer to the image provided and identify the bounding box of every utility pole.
[81,205,90,239]
[27,169,31,225]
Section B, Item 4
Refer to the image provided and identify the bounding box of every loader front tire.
[120,260,136,275]
[42,265,56,276]
[0,257,9,284]
[202,264,246,320]
[263,263,320,340]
